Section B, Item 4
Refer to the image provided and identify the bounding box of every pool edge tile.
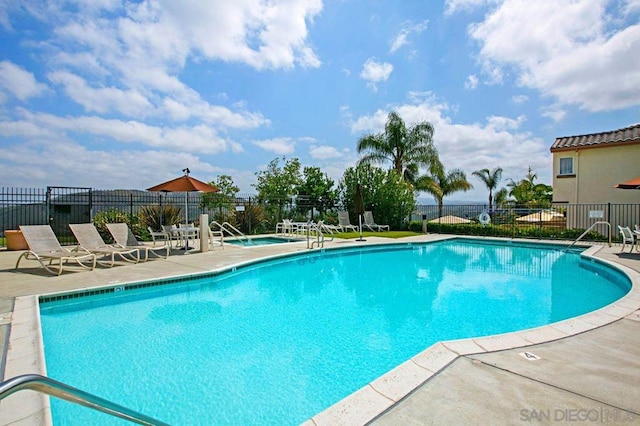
[369,360,434,402]
[310,385,394,426]
[1,295,51,426]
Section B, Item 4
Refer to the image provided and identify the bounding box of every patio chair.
[276,219,296,236]
[618,225,636,253]
[148,226,171,247]
[177,222,199,247]
[69,223,140,267]
[337,211,358,232]
[161,225,181,248]
[363,211,390,232]
[106,223,170,260]
[16,225,97,275]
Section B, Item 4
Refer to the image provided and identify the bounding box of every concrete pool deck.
[0,234,639,425]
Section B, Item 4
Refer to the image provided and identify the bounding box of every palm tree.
[506,166,553,206]
[494,188,509,206]
[356,111,438,184]
[472,167,503,210]
[416,160,473,219]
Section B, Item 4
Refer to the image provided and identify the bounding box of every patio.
[0,235,638,425]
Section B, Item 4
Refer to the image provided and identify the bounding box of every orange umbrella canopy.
[147,174,219,193]
[614,176,640,189]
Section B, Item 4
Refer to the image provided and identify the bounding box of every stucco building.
[550,124,640,232]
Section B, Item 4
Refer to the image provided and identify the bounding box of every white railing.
[567,221,611,249]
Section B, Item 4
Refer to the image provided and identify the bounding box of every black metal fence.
[1,186,638,248]
[413,203,639,242]
[0,187,262,246]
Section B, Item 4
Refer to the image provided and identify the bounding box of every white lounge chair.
[363,211,390,231]
[16,225,97,275]
[70,223,140,267]
[618,225,636,253]
[106,223,170,260]
[318,220,341,234]
[337,211,358,232]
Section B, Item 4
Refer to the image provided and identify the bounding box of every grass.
[331,231,422,239]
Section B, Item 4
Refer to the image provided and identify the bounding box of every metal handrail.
[306,221,326,249]
[210,220,248,242]
[567,221,612,249]
[0,374,169,425]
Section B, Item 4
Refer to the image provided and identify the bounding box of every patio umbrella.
[147,168,219,249]
[429,215,472,224]
[614,176,640,189]
[354,184,365,241]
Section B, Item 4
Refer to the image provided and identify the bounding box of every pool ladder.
[0,374,169,425]
[566,221,612,250]
[210,220,248,243]
[307,221,334,249]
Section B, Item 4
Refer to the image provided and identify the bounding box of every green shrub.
[408,221,423,233]
[139,205,183,230]
[236,203,267,234]
[93,209,132,243]
[425,222,607,242]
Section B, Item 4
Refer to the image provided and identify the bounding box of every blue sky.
[1,0,639,202]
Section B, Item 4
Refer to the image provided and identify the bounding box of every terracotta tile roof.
[550,123,640,151]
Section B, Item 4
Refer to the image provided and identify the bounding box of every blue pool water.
[39,240,630,425]
[227,236,301,246]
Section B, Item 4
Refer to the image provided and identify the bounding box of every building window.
[559,157,573,175]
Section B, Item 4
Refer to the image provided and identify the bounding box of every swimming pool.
[227,236,303,246]
[39,239,630,425]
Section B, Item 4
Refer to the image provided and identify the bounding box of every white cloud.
[48,71,153,116]
[623,0,640,15]
[0,61,48,101]
[464,74,479,90]
[444,0,499,15]
[512,94,529,104]
[309,144,344,160]
[252,137,296,155]
[148,0,323,71]
[2,109,241,154]
[390,20,428,53]
[469,0,640,112]
[360,58,393,92]
[0,140,224,190]
[540,105,567,122]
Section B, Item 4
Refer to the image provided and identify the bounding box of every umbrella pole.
[184,192,189,250]
[356,214,366,242]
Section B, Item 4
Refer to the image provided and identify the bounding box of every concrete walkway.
[1,235,639,425]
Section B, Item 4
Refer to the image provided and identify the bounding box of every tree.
[253,157,302,224]
[415,160,473,219]
[472,167,503,210]
[494,188,509,207]
[296,166,338,219]
[338,164,415,230]
[356,111,438,184]
[506,166,553,207]
[201,175,240,221]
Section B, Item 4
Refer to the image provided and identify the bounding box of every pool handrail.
[566,221,612,249]
[0,374,170,426]
[210,220,248,242]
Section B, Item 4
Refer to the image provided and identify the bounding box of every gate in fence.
[46,186,92,244]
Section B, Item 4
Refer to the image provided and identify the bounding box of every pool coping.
[3,237,639,425]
